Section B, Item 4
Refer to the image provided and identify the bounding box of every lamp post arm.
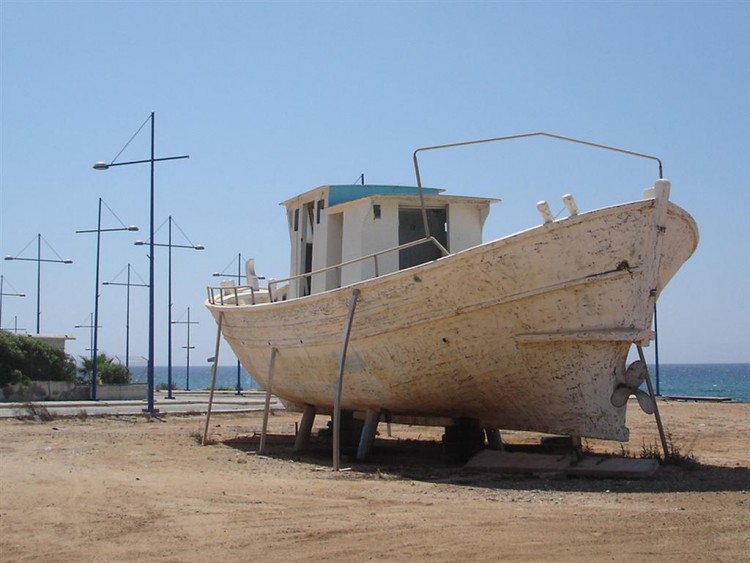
[102,281,149,287]
[140,242,204,249]
[93,155,189,170]
[76,227,138,234]
[7,257,73,264]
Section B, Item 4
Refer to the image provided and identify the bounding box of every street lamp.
[4,233,72,333]
[2,316,25,334]
[136,215,203,398]
[213,253,261,394]
[0,275,26,329]
[172,307,199,391]
[74,313,100,372]
[103,263,148,371]
[76,198,138,401]
[93,111,189,414]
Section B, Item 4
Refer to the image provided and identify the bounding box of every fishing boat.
[205,133,698,460]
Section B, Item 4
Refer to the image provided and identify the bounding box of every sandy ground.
[1,400,748,562]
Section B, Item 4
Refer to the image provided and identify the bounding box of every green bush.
[78,353,131,384]
[0,330,77,387]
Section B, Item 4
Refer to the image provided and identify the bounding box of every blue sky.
[1,1,748,368]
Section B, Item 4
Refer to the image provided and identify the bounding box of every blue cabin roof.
[327,185,443,207]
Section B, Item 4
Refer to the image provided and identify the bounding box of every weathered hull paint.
[206,196,698,441]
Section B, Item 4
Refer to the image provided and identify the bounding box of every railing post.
[333,288,361,471]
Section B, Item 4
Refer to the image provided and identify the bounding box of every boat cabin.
[281,185,498,299]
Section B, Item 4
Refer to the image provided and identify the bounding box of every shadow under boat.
[220,428,750,495]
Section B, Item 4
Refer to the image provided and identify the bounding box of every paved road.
[0,390,283,419]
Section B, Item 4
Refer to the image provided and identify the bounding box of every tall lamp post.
[213,253,254,394]
[136,216,203,398]
[74,313,100,371]
[4,234,72,333]
[172,307,199,391]
[76,198,138,400]
[0,275,26,329]
[93,112,189,414]
[103,263,148,371]
[3,316,25,334]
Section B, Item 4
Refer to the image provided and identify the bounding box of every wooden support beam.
[293,404,318,452]
[357,409,380,461]
[485,428,503,450]
[258,347,278,455]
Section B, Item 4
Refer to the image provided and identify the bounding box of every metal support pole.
[259,347,278,454]
[0,277,26,342]
[146,112,157,415]
[125,264,131,370]
[91,199,102,401]
[186,308,192,386]
[654,302,660,396]
[202,313,223,446]
[333,288,361,471]
[167,217,174,399]
[103,264,145,372]
[236,253,243,395]
[637,344,669,460]
[36,234,41,333]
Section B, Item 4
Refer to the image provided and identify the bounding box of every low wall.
[1,381,86,402]
[1,382,148,402]
[96,384,147,401]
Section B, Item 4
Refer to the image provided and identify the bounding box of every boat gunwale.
[205,196,696,314]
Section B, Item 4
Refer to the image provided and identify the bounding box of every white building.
[281,184,497,298]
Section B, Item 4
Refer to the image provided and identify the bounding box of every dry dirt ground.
[1,401,748,562]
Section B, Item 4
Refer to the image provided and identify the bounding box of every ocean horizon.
[130,363,750,403]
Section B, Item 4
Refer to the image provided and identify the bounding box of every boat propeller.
[610,360,655,414]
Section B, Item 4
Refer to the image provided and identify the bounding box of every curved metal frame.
[412,132,663,240]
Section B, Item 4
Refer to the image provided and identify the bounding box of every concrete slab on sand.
[465,450,659,478]
[567,456,660,478]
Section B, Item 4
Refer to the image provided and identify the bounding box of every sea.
[132,363,750,402]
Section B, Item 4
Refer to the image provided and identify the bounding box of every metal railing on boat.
[205,235,448,306]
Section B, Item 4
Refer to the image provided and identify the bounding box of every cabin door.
[298,201,315,296]
[398,207,447,270]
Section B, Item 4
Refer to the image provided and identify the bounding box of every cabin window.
[306,203,315,234]
[373,204,381,219]
[302,202,315,296]
[398,207,447,270]
[293,209,299,232]
[317,199,325,224]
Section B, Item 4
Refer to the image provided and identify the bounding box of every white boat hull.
[207,195,698,441]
